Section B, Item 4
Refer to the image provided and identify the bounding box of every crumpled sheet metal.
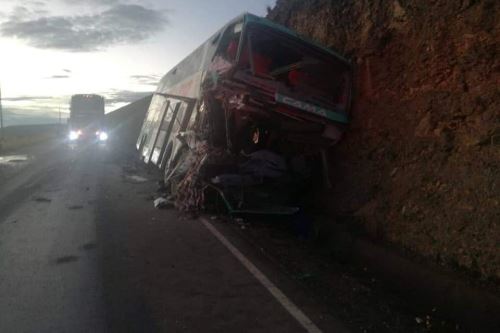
[174,142,208,212]
[174,143,229,212]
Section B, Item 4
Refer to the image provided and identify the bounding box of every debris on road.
[81,242,97,251]
[54,255,79,264]
[33,196,52,203]
[0,154,30,164]
[124,175,148,183]
[157,180,168,192]
[153,197,174,209]
[294,272,315,281]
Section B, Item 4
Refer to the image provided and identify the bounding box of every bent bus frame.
[137,12,352,213]
[138,13,352,167]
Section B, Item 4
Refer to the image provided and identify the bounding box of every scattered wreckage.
[137,13,352,215]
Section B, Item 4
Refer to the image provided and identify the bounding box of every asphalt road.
[0,139,347,333]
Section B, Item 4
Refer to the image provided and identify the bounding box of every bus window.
[238,24,351,109]
[215,22,243,63]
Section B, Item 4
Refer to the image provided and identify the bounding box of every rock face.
[268,0,499,281]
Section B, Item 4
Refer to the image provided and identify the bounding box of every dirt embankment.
[268,0,499,282]
[105,95,152,148]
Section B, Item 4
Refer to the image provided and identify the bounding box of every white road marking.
[199,217,323,333]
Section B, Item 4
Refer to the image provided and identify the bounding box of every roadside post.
[0,85,4,151]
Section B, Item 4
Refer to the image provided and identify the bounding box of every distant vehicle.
[137,13,352,214]
[68,94,108,142]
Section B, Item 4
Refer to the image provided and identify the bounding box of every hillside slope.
[268,0,499,281]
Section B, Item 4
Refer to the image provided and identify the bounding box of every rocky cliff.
[268,0,499,282]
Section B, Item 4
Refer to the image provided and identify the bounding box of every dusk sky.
[0,0,275,126]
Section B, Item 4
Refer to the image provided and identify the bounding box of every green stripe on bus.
[275,93,349,124]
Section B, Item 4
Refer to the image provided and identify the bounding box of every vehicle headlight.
[99,132,108,141]
[69,130,79,141]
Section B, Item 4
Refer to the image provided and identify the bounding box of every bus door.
[160,97,196,171]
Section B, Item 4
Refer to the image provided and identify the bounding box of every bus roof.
[156,13,351,96]
[242,13,350,64]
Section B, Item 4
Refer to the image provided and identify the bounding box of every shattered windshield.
[239,24,350,109]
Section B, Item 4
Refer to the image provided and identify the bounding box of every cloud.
[1,90,153,126]
[2,107,63,127]
[104,89,152,104]
[10,6,31,18]
[25,1,47,7]
[2,95,54,102]
[0,4,168,51]
[63,0,119,5]
[46,74,70,79]
[1,95,69,126]
[1,92,71,126]
[130,74,161,86]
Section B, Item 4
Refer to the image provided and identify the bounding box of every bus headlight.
[69,130,79,141]
[99,132,108,141]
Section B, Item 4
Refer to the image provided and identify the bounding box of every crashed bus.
[137,13,352,215]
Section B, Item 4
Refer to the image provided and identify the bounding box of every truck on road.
[68,94,108,142]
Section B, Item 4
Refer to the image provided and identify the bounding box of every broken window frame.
[234,21,353,119]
